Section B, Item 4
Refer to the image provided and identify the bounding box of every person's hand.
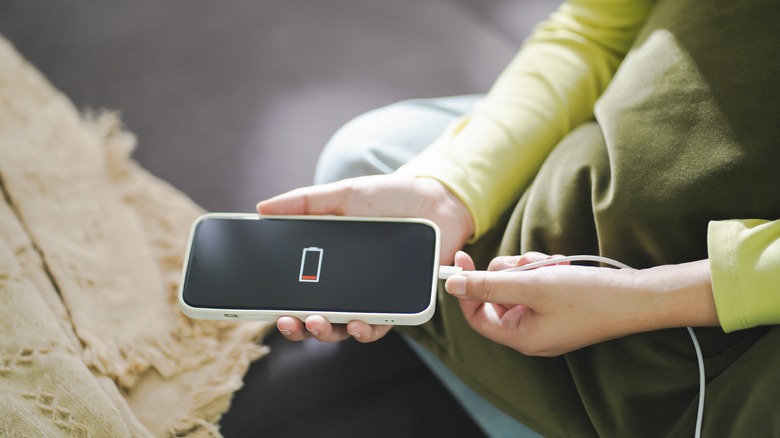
[257,174,473,264]
[444,252,718,357]
[256,174,474,343]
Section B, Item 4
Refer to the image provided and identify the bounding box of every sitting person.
[257,0,780,435]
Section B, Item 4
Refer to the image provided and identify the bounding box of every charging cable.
[439,255,705,438]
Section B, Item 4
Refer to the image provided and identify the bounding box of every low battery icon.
[299,247,324,282]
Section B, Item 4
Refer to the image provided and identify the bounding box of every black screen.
[182,217,438,314]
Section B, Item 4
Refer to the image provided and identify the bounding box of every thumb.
[256,182,349,215]
[447,251,482,315]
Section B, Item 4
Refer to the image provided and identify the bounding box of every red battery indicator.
[299,247,324,282]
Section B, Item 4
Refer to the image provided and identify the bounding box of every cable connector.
[438,265,463,280]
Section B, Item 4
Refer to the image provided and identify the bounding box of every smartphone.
[178,213,441,325]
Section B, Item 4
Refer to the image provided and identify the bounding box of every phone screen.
[181,216,438,314]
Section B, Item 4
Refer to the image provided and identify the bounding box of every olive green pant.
[399,122,779,437]
[317,0,780,435]
[400,0,780,434]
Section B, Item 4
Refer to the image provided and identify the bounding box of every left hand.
[257,174,474,343]
[444,251,718,357]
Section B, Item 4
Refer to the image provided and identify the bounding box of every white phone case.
[178,213,441,326]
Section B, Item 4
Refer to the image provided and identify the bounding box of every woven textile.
[0,35,271,437]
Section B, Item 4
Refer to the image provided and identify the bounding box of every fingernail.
[349,331,361,339]
[504,256,519,266]
[446,275,467,295]
[279,329,291,336]
[307,327,319,336]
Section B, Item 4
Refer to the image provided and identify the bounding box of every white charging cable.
[439,255,705,438]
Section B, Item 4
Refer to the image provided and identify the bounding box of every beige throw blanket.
[0,35,271,436]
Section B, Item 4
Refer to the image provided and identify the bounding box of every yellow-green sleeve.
[396,0,655,240]
[708,219,780,332]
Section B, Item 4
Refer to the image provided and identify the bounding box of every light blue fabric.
[404,336,542,438]
[314,95,482,185]
[314,95,540,437]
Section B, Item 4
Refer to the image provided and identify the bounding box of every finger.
[453,251,476,271]
[304,315,351,342]
[345,321,392,343]
[444,251,476,295]
[461,301,531,345]
[547,254,570,266]
[446,270,542,306]
[256,181,350,216]
[277,316,309,341]
[488,252,550,271]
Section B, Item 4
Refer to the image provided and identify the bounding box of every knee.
[314,96,472,185]
[314,105,404,185]
[314,115,378,184]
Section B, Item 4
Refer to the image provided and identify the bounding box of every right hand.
[256,174,474,343]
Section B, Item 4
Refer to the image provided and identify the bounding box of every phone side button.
[224,313,239,318]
